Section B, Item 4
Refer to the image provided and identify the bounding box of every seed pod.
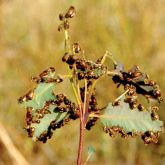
[76,60,87,71]
[87,80,93,87]
[88,70,94,77]
[62,52,70,62]
[112,101,120,106]
[50,121,56,130]
[158,97,163,102]
[71,54,78,61]
[48,67,55,72]
[86,118,98,130]
[129,102,137,109]
[108,128,116,138]
[66,55,77,65]
[40,67,55,78]
[151,110,159,120]
[27,127,35,137]
[124,97,134,104]
[65,6,76,18]
[148,80,156,86]
[26,107,33,125]
[38,132,47,143]
[55,78,63,83]
[151,106,159,111]
[55,107,65,112]
[128,86,136,96]
[144,78,148,84]
[124,97,137,109]
[69,111,79,120]
[26,90,34,100]
[31,76,41,83]
[73,43,81,53]
[37,120,41,124]
[69,65,73,69]
[96,56,103,63]
[128,89,135,96]
[60,107,66,112]
[128,71,134,77]
[143,136,152,144]
[128,65,139,77]
[153,90,161,98]
[90,96,97,105]
[64,97,71,105]
[48,131,53,139]
[141,131,158,144]
[38,113,44,119]
[18,95,27,104]
[40,71,48,78]
[137,104,145,111]
[133,71,142,78]
[77,72,85,80]
[103,126,109,133]
[56,93,65,102]
[59,13,64,21]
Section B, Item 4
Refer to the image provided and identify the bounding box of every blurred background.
[0,0,165,165]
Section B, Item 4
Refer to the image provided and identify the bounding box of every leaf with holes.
[18,67,73,142]
[23,83,56,110]
[27,103,70,143]
[100,99,164,142]
[18,67,61,111]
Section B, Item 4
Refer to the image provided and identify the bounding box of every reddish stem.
[77,114,84,165]
[77,89,91,164]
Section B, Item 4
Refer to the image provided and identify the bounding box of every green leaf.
[24,83,56,110]
[18,67,72,143]
[101,100,163,133]
[30,104,69,142]
[88,146,95,155]
[139,85,154,93]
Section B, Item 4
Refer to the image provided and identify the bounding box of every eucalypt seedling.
[18,6,164,165]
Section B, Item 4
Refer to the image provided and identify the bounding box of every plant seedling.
[18,6,164,165]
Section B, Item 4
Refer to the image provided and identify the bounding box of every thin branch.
[83,153,93,165]
[115,89,129,102]
[89,113,145,120]
[102,50,117,66]
[70,77,81,106]
[83,79,88,119]
[89,51,117,93]
[106,70,121,77]
[64,30,70,52]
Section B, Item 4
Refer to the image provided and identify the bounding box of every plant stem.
[77,79,88,165]
[64,26,84,165]
[70,77,81,106]
[64,29,81,106]
[76,51,118,164]
[77,106,85,165]
[102,50,117,66]
[64,30,70,52]
[115,89,129,102]
[83,79,87,119]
